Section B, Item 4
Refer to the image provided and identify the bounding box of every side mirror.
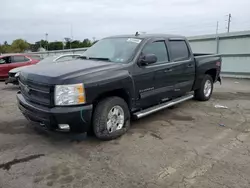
[139,54,157,66]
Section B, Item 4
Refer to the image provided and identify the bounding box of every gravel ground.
[0,78,250,188]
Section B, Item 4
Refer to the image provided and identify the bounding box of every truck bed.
[193,53,222,90]
[194,53,221,65]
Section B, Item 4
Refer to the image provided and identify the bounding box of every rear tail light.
[216,61,221,67]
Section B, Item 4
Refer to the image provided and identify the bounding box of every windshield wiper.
[78,56,111,62]
[89,57,111,62]
[78,55,88,59]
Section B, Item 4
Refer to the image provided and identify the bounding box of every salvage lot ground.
[0,78,250,188]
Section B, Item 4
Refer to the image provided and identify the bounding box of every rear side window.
[142,41,169,63]
[12,56,26,63]
[169,40,190,61]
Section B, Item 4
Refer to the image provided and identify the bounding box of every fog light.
[58,124,70,130]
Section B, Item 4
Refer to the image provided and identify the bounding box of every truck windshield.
[81,37,142,63]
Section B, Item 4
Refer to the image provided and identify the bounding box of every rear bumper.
[5,77,18,85]
[17,92,93,132]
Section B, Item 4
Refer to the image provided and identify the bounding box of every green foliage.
[48,41,63,51]
[0,43,11,53]
[11,39,30,53]
[0,39,30,53]
[0,38,94,53]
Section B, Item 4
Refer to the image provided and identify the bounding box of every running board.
[134,94,194,119]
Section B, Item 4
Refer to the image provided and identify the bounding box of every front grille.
[9,72,16,78]
[19,77,52,106]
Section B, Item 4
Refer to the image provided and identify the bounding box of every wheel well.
[205,69,217,82]
[93,89,131,109]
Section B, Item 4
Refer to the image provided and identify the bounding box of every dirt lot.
[0,78,250,188]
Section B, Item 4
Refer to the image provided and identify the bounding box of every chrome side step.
[134,94,194,119]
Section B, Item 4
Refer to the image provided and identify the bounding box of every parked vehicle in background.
[17,34,222,140]
[5,54,81,85]
[0,54,41,80]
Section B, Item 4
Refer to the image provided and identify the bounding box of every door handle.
[164,68,173,73]
[187,64,194,68]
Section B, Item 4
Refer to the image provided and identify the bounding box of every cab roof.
[106,34,186,40]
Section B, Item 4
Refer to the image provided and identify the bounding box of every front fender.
[85,70,135,105]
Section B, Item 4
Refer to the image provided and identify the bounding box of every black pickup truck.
[17,34,222,140]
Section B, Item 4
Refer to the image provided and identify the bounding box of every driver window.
[141,41,169,64]
[0,58,6,64]
[0,56,10,64]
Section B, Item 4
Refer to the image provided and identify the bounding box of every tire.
[194,74,214,101]
[93,97,130,140]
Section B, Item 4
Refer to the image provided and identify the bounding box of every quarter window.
[24,57,30,61]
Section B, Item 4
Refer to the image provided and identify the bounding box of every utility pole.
[216,21,219,53]
[70,24,73,41]
[216,21,219,35]
[226,13,232,33]
[45,33,48,50]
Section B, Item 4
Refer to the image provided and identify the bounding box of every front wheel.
[93,97,130,140]
[194,74,214,101]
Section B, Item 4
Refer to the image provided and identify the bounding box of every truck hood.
[9,64,35,73]
[20,59,122,85]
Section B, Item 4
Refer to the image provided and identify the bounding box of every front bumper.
[17,92,93,133]
[5,77,18,85]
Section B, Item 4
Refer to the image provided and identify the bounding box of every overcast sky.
[1,0,250,43]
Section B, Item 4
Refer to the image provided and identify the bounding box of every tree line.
[0,38,95,53]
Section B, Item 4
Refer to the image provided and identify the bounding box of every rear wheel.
[194,74,213,101]
[93,97,130,140]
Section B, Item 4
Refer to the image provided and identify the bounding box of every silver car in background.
[5,54,81,85]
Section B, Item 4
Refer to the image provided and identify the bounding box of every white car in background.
[5,54,81,85]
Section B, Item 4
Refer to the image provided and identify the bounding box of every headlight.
[55,83,85,106]
[15,72,20,78]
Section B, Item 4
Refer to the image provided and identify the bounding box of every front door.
[0,56,11,79]
[132,39,177,109]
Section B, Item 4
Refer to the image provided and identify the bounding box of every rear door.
[166,39,195,96]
